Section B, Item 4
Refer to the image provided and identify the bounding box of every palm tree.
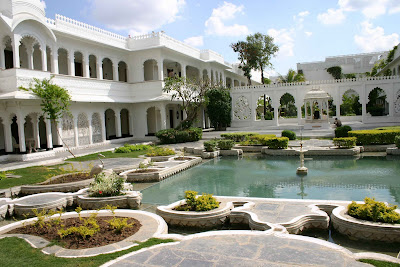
[278,69,305,83]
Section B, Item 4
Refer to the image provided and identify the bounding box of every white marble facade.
[0,0,249,154]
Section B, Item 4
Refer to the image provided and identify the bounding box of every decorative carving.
[91,113,102,143]
[62,113,74,147]
[77,113,89,145]
[234,96,251,120]
[395,90,400,114]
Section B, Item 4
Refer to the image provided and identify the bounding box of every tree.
[20,77,75,156]
[231,32,279,85]
[278,69,305,83]
[163,77,212,129]
[205,87,231,131]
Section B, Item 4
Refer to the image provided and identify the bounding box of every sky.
[43,0,400,80]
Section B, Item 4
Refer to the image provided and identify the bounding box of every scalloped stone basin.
[20,172,93,195]
[156,198,233,228]
[331,206,400,242]
[76,191,142,210]
[120,156,202,182]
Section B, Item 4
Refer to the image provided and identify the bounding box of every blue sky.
[43,0,399,80]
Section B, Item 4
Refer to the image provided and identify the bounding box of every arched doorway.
[102,58,113,80]
[163,59,181,78]
[74,52,83,76]
[143,59,158,81]
[120,109,130,137]
[58,48,69,75]
[38,116,47,149]
[3,36,14,69]
[340,89,362,116]
[279,93,297,118]
[11,115,19,152]
[367,87,388,116]
[256,94,274,120]
[105,109,116,140]
[32,43,42,70]
[89,55,97,78]
[186,65,199,81]
[0,118,5,155]
[118,61,128,82]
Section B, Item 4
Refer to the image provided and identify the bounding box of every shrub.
[204,140,218,152]
[115,144,151,153]
[265,137,289,149]
[253,134,276,145]
[156,128,202,144]
[205,87,232,131]
[395,136,400,149]
[347,197,400,224]
[176,190,219,212]
[220,132,258,142]
[217,139,235,150]
[281,130,296,140]
[89,172,125,197]
[146,146,175,157]
[0,172,6,181]
[335,125,352,138]
[348,130,400,145]
[333,137,357,148]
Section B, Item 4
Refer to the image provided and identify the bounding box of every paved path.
[106,232,368,267]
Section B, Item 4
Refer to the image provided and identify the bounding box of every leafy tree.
[163,77,212,129]
[20,77,75,156]
[278,69,305,83]
[263,77,272,84]
[326,66,342,79]
[231,32,279,85]
[205,87,231,131]
[279,93,297,117]
[340,92,361,116]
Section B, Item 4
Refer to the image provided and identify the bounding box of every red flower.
[99,191,103,194]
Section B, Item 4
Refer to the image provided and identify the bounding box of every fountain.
[296,127,308,175]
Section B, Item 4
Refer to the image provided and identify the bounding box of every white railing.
[45,17,55,25]
[54,14,127,42]
[233,75,400,90]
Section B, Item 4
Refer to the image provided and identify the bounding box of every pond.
[142,155,400,206]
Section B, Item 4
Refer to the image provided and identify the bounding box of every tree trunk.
[261,65,265,84]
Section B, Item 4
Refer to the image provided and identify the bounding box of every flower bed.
[76,191,142,210]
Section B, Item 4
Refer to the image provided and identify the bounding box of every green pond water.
[142,155,400,205]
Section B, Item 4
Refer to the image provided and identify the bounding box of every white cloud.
[205,2,249,36]
[293,10,310,29]
[184,36,204,47]
[317,8,346,25]
[305,31,313,37]
[90,0,185,35]
[267,28,295,57]
[354,21,399,52]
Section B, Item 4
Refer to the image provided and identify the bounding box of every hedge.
[396,136,400,149]
[254,134,277,145]
[265,137,289,149]
[281,130,296,140]
[348,130,400,145]
[204,140,218,152]
[220,132,258,142]
[333,137,356,148]
[335,125,352,138]
[155,128,202,144]
[217,139,235,150]
[115,144,151,153]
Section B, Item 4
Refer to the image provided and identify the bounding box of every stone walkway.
[106,232,368,267]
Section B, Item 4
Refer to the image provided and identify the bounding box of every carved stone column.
[41,47,48,72]
[69,50,75,76]
[0,43,5,69]
[12,35,21,68]
[45,119,53,150]
[17,114,26,152]
[3,117,13,153]
[115,108,122,138]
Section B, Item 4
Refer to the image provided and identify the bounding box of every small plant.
[32,209,48,229]
[75,206,83,220]
[58,212,100,239]
[347,197,400,224]
[281,130,296,140]
[265,137,289,149]
[89,172,125,197]
[145,147,175,157]
[335,125,352,138]
[395,136,400,149]
[204,140,218,152]
[176,190,219,212]
[333,137,357,148]
[107,217,134,234]
[217,139,235,150]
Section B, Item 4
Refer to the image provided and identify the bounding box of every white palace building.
[0,0,400,160]
[0,0,250,158]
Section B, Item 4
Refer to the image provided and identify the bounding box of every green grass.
[374,126,400,131]
[359,259,400,267]
[0,165,73,189]
[0,237,175,267]
[66,150,149,162]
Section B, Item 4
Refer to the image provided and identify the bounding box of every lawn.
[0,237,174,267]
[375,126,400,131]
[359,259,400,267]
[0,165,74,189]
[66,150,149,162]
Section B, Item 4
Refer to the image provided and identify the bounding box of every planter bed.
[76,191,142,210]
[20,172,93,195]
[120,156,202,182]
[219,149,243,156]
[387,147,400,155]
[156,198,233,229]
[261,147,361,156]
[331,206,400,242]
